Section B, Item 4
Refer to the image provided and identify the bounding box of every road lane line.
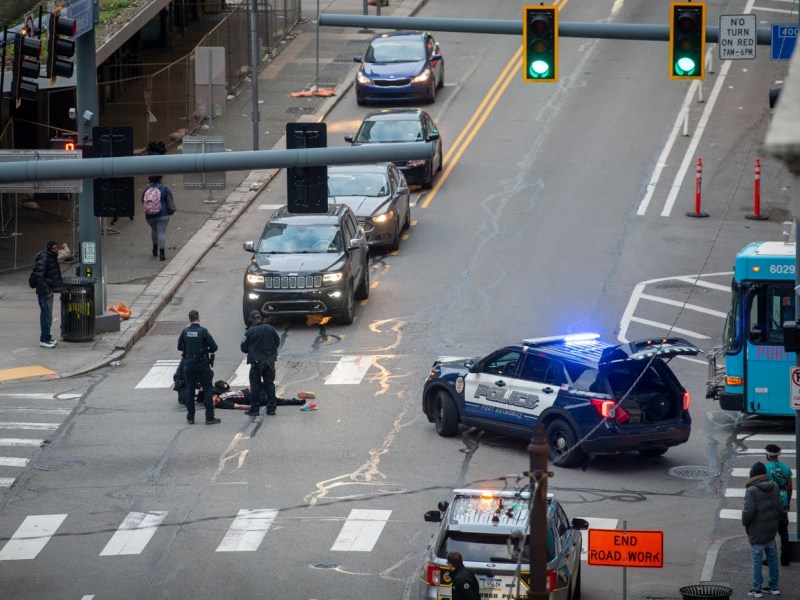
[733,467,796,477]
[0,478,15,487]
[0,438,44,447]
[0,407,72,415]
[331,509,391,552]
[216,509,278,552]
[629,317,710,340]
[737,433,798,442]
[720,508,797,523]
[0,457,29,467]
[324,355,372,385]
[135,359,181,389]
[0,514,67,560]
[230,358,251,387]
[99,511,168,556]
[638,293,728,318]
[0,422,60,431]
[672,276,731,292]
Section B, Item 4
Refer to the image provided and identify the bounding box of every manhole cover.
[668,465,720,480]
[148,321,187,336]
[33,460,86,471]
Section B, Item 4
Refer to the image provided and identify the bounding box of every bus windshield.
[746,284,794,346]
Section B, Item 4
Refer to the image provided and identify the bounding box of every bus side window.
[749,289,767,343]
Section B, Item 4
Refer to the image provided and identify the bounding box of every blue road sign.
[772,23,798,61]
[67,0,94,37]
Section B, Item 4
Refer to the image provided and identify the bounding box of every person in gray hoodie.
[742,461,782,597]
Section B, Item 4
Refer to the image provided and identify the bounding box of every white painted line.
[0,514,67,560]
[755,6,795,14]
[230,358,251,388]
[580,517,618,559]
[737,433,798,442]
[0,477,15,487]
[721,508,797,523]
[0,457,28,467]
[0,422,59,431]
[738,448,795,455]
[325,355,373,385]
[135,360,182,389]
[257,204,284,210]
[629,317,710,340]
[733,468,797,477]
[81,596,95,599]
[216,509,278,552]
[0,407,72,415]
[331,509,391,551]
[0,438,44,447]
[638,293,728,318]
[99,511,168,556]
[0,393,63,399]
[725,489,745,497]
[672,276,731,293]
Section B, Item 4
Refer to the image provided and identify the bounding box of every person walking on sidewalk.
[142,175,175,262]
[177,310,220,425]
[446,551,480,600]
[240,310,281,417]
[32,240,64,348]
[743,461,782,597]
[765,444,793,566]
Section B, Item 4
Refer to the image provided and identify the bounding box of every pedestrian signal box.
[50,135,78,151]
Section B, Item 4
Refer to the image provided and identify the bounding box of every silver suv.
[419,489,587,600]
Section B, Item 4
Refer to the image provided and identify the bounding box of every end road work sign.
[587,529,664,568]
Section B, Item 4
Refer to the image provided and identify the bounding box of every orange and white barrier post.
[686,156,708,218]
[746,157,768,220]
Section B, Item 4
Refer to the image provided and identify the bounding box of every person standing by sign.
[742,461,781,597]
[32,241,63,348]
[765,444,793,566]
[142,175,175,262]
[446,551,480,600]
[177,310,219,425]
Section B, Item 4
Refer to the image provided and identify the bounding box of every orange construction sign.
[587,529,663,568]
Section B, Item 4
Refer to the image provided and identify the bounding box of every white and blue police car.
[421,334,700,467]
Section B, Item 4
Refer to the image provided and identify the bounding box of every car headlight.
[322,272,344,283]
[246,274,265,285]
[412,69,432,83]
[372,210,395,223]
[357,72,373,85]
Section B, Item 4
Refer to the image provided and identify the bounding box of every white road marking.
[230,358,252,387]
[0,407,72,415]
[331,509,391,551]
[135,360,182,389]
[257,204,284,210]
[0,438,44,447]
[732,467,797,477]
[216,509,278,552]
[673,276,731,292]
[638,293,728,318]
[737,448,795,455]
[0,422,59,431]
[737,433,798,443]
[580,518,619,559]
[325,355,373,385]
[0,393,80,400]
[99,511,168,556]
[629,317,709,340]
[721,508,797,523]
[0,477,15,487]
[0,514,67,560]
[0,457,28,467]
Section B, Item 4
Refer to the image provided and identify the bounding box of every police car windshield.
[258,224,343,254]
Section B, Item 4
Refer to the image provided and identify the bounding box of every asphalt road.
[0,0,796,598]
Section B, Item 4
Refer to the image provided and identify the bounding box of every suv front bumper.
[244,285,348,317]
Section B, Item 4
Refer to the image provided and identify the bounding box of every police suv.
[421,334,700,467]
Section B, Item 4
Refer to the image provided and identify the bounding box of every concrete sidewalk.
[0,0,421,384]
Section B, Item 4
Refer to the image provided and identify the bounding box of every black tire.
[387,216,401,251]
[434,390,459,436]
[334,284,355,325]
[639,447,668,458]
[428,81,436,104]
[437,66,445,90]
[545,418,586,468]
[354,260,370,300]
[436,146,443,172]
[572,564,581,600]
[421,164,434,189]
[403,198,411,230]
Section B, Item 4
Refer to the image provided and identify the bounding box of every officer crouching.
[177,309,220,425]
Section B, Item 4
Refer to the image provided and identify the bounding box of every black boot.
[159,248,166,262]
[152,244,158,257]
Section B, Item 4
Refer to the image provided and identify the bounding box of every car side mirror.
[424,510,443,523]
[431,53,442,62]
[437,500,449,512]
[571,518,589,530]
[398,184,409,195]
[243,241,255,252]
[427,132,440,142]
[466,360,479,373]
[344,135,354,143]
[353,55,363,63]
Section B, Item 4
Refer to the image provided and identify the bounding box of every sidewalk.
[0,0,421,384]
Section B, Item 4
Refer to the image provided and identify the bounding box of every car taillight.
[546,570,557,592]
[614,405,629,424]
[590,398,615,418]
[423,561,441,586]
[683,390,691,410]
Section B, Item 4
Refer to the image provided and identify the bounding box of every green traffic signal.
[670,2,705,80]
[523,5,558,82]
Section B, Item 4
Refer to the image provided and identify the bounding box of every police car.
[421,334,700,467]
[418,489,588,600]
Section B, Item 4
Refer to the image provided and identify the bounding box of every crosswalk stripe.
[0,477,16,487]
[0,407,72,416]
[135,360,181,389]
[629,317,710,340]
[0,438,44,447]
[738,448,795,455]
[331,509,391,551]
[0,457,29,467]
[638,293,728,318]
[732,468,797,477]
[0,393,80,400]
[581,517,619,559]
[325,355,373,385]
[229,359,251,388]
[99,511,168,556]
[0,422,59,431]
[720,509,797,523]
[216,509,278,552]
[0,514,67,560]
[737,434,798,443]
[673,276,731,292]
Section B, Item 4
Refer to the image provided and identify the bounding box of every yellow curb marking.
[0,366,57,382]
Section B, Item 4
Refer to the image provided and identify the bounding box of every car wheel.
[639,447,669,458]
[403,198,411,230]
[421,164,434,189]
[545,419,586,468]
[436,146,443,172]
[434,390,459,436]
[354,260,370,300]
[428,81,436,104]
[388,216,401,251]
[334,283,355,325]
[437,66,445,90]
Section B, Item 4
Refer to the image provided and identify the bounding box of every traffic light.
[10,30,42,108]
[670,2,705,79]
[46,9,76,82]
[523,5,558,82]
[286,123,328,214]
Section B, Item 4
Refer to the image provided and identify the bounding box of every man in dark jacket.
[177,310,219,425]
[742,461,781,597]
[240,310,281,417]
[446,551,480,600]
[32,241,64,348]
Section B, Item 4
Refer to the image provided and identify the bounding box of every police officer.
[240,309,281,417]
[446,551,480,600]
[177,310,220,424]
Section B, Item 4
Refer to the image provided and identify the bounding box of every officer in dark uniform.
[240,309,281,417]
[446,551,480,600]
[177,309,220,424]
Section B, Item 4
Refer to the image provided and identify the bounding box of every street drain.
[33,460,86,471]
[668,465,720,480]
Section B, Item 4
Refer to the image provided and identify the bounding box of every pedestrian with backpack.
[765,444,794,566]
[30,241,63,348]
[142,175,175,261]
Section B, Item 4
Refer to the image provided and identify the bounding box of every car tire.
[354,261,370,300]
[335,284,355,325]
[434,390,459,436]
[638,447,669,458]
[437,66,445,90]
[436,146,443,173]
[403,198,411,230]
[421,164,434,189]
[428,81,436,104]
[388,216,401,251]
[545,419,586,468]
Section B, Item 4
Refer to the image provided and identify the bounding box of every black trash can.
[60,277,97,342]
[678,584,733,600]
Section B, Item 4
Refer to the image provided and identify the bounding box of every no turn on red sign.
[789,366,800,410]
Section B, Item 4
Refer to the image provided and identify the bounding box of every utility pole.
[527,423,549,600]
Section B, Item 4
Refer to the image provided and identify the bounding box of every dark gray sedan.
[327,163,411,251]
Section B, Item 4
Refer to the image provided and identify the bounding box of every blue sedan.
[354,31,444,105]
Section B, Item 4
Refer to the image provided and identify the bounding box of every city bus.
[707,240,797,417]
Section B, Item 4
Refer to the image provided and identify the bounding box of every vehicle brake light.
[726,376,743,386]
[683,390,691,411]
[546,570,557,592]
[614,405,630,424]
[423,561,441,586]
[590,398,615,419]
